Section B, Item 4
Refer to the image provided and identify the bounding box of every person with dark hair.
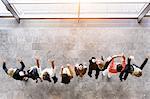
[75,63,87,78]
[119,56,149,81]
[88,55,123,79]
[102,54,126,79]
[88,57,99,79]
[27,58,42,83]
[2,58,28,81]
[60,64,74,84]
[40,60,58,83]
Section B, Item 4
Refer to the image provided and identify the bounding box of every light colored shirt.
[29,66,41,75]
[40,68,55,78]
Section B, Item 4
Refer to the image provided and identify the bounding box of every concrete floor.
[0,18,149,99]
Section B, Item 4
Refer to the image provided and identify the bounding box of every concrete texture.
[0,18,150,99]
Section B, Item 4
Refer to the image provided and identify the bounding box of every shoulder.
[83,65,87,68]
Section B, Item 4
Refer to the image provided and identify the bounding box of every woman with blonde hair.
[119,56,149,81]
[2,58,28,81]
[60,64,75,84]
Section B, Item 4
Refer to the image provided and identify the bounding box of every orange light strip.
[77,0,80,22]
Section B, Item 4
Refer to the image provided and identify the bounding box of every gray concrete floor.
[0,18,149,99]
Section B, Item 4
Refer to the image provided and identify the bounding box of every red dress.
[108,56,126,73]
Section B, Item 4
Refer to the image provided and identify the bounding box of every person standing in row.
[27,57,42,83]
[119,56,149,81]
[60,64,74,84]
[88,54,124,79]
[40,59,58,83]
[102,54,126,79]
[2,58,28,81]
[75,63,87,78]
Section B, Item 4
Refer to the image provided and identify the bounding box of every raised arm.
[101,56,104,61]
[109,59,117,73]
[2,62,8,74]
[104,54,123,70]
[16,57,25,71]
[51,61,55,69]
[19,60,25,71]
[36,58,40,68]
[106,54,123,64]
[60,66,64,75]
[127,57,131,66]
[121,55,126,70]
[111,54,124,60]
[140,57,148,70]
[48,59,55,69]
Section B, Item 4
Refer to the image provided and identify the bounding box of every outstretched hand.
[3,59,6,62]
[112,53,123,58]
[17,57,22,62]
[35,55,40,60]
[67,64,71,67]
[146,54,150,59]
[129,56,134,59]
[48,59,54,63]
[121,53,124,56]
[61,65,64,69]
[1,59,6,66]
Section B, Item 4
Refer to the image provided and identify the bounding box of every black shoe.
[95,76,98,79]
[88,73,92,77]
[23,77,29,82]
[52,76,58,84]
[40,78,43,82]
[36,80,38,83]
[107,76,111,82]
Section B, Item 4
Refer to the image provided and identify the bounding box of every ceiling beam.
[137,3,150,23]
[1,0,20,23]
